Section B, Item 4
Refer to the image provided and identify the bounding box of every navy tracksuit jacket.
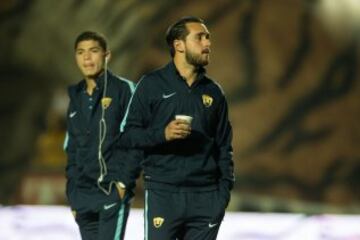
[64,70,140,212]
[119,61,235,199]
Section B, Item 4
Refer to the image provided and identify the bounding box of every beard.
[185,49,209,67]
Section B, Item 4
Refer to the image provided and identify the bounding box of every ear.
[105,51,111,64]
[174,39,185,54]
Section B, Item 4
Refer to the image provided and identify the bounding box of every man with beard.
[64,31,140,240]
[119,16,234,239]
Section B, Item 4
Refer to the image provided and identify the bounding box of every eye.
[195,34,202,40]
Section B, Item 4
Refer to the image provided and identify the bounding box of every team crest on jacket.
[202,94,213,107]
[153,217,164,228]
[101,97,112,109]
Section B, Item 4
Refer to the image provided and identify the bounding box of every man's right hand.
[165,119,191,141]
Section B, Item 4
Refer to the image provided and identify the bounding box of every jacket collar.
[74,70,112,94]
[166,61,206,86]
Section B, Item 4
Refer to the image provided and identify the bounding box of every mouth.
[202,49,210,54]
[83,64,94,68]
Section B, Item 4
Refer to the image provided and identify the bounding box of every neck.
[173,56,198,87]
[84,69,105,95]
[85,78,97,95]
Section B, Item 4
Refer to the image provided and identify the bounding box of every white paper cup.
[175,115,193,124]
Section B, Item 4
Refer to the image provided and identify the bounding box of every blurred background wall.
[0,0,359,213]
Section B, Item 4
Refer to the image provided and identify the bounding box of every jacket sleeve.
[115,80,143,189]
[64,131,78,180]
[63,106,78,206]
[118,76,167,149]
[116,148,143,190]
[215,95,235,206]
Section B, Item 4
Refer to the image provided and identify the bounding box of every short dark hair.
[74,31,108,51]
[165,16,204,57]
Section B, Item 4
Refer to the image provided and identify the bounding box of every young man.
[120,16,234,239]
[63,31,140,240]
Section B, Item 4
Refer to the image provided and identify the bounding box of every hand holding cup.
[165,115,193,141]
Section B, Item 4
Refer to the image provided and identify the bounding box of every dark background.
[0,0,359,213]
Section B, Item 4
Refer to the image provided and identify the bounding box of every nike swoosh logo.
[162,92,176,99]
[208,223,218,228]
[103,202,117,210]
[69,111,77,118]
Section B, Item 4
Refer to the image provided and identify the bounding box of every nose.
[204,38,211,48]
[83,51,91,60]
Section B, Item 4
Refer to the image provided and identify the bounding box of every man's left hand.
[116,182,126,200]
